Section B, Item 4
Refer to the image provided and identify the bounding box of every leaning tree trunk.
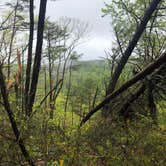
[0,66,34,166]
[106,0,162,96]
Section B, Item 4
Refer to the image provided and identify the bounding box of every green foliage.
[0,0,166,165]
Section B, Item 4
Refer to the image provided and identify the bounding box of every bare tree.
[43,18,89,118]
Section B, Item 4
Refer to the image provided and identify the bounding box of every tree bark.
[119,84,146,119]
[25,0,34,115]
[27,0,48,116]
[148,81,157,124]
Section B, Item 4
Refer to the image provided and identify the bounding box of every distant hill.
[72,59,107,69]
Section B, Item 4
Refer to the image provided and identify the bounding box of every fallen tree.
[80,0,163,126]
[80,52,166,126]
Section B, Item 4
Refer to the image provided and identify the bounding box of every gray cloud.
[41,0,113,59]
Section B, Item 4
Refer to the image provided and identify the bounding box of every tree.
[103,1,165,121]
[42,18,89,118]
[81,0,165,125]
[104,0,162,95]
[24,0,34,114]
[27,0,48,116]
[0,0,48,164]
[44,19,68,118]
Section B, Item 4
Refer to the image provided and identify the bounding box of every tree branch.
[39,78,63,106]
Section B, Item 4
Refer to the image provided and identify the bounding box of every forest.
[0,0,165,165]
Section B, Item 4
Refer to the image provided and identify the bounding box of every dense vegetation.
[0,0,165,165]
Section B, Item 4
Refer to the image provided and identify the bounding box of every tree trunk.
[25,0,34,115]
[148,81,157,124]
[7,1,18,80]
[27,0,48,116]
[119,84,146,119]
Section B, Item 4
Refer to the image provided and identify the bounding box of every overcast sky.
[44,0,113,60]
